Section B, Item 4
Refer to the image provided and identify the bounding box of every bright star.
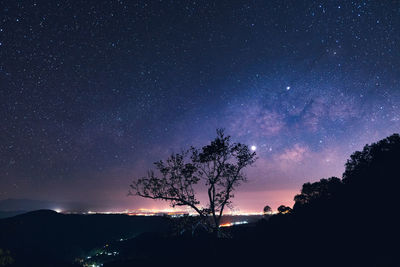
[251,145,257,151]
[286,86,291,90]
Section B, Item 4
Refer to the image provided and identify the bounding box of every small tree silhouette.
[263,205,272,216]
[277,205,292,214]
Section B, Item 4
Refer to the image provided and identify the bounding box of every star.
[0,0,398,214]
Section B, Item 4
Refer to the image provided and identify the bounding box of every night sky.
[1,1,399,212]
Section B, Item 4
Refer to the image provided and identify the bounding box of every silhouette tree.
[341,133,400,213]
[293,177,343,209]
[343,133,400,186]
[277,205,292,214]
[263,205,272,216]
[130,129,257,233]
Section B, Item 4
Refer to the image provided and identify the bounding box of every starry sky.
[1,1,399,213]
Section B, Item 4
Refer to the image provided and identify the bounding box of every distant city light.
[61,209,266,217]
[219,221,248,227]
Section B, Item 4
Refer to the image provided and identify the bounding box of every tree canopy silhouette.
[252,133,400,267]
[263,205,272,215]
[277,205,292,214]
[343,133,400,185]
[293,177,343,209]
[342,133,400,213]
[130,129,257,232]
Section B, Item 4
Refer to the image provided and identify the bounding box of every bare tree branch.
[129,129,257,235]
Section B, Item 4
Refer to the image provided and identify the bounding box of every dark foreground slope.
[103,134,400,267]
[1,134,399,267]
[0,210,170,266]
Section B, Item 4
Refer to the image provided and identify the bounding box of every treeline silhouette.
[1,134,399,267]
[104,133,400,267]
[249,133,400,266]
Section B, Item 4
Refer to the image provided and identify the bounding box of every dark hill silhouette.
[250,133,400,266]
[0,198,86,212]
[0,210,171,267]
[0,211,27,219]
[16,209,60,217]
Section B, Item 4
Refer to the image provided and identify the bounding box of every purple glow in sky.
[1,1,399,213]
